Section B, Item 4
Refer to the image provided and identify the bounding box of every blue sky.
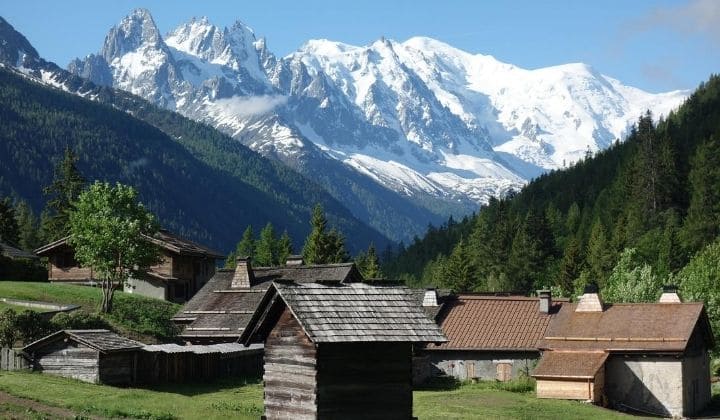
[3,0,718,93]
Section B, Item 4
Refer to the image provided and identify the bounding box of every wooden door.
[466,362,476,380]
[496,363,512,381]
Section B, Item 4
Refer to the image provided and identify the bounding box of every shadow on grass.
[415,376,536,394]
[135,376,262,397]
[414,375,462,391]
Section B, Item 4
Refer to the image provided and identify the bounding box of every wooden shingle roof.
[241,282,447,344]
[538,302,713,352]
[0,242,37,259]
[426,295,564,351]
[174,263,362,339]
[23,330,143,354]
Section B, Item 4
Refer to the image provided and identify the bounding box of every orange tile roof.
[532,351,608,379]
[426,295,564,351]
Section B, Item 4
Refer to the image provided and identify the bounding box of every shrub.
[51,311,111,330]
[109,297,179,339]
[15,310,54,343]
[0,309,18,347]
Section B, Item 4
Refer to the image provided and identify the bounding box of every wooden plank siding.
[33,340,100,383]
[263,308,317,420]
[49,265,93,282]
[316,342,413,419]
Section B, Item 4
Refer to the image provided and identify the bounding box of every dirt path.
[0,390,104,419]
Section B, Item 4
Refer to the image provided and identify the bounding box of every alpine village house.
[34,230,223,303]
[532,285,714,417]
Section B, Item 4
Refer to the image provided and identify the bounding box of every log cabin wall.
[316,342,413,420]
[98,352,136,385]
[32,339,100,383]
[263,307,317,420]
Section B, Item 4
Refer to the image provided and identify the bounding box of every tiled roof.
[538,302,711,352]
[174,263,361,339]
[23,329,143,354]
[0,242,38,259]
[426,295,564,351]
[241,282,447,344]
[532,351,609,379]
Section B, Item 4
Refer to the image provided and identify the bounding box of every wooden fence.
[0,347,30,371]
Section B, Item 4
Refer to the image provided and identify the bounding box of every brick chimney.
[423,288,438,307]
[576,284,603,312]
[659,285,682,303]
[232,256,254,289]
[286,255,304,266]
[537,289,551,314]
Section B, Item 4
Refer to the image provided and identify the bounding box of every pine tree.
[442,238,477,292]
[0,198,20,246]
[236,226,256,260]
[43,148,86,240]
[326,228,349,263]
[558,236,583,294]
[14,200,39,251]
[276,230,293,265]
[586,219,614,287]
[303,204,328,264]
[357,243,382,279]
[255,223,277,266]
[680,136,720,253]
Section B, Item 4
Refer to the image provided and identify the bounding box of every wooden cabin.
[34,230,223,303]
[240,282,447,420]
[423,290,565,382]
[533,286,714,417]
[173,257,364,343]
[0,241,38,260]
[22,329,143,385]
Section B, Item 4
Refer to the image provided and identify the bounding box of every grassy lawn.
[0,372,644,420]
[0,282,180,340]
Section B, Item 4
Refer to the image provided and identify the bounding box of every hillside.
[0,65,390,253]
[385,74,720,297]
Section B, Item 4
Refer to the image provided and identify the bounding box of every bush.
[0,309,18,347]
[109,297,179,339]
[51,311,111,330]
[15,310,54,343]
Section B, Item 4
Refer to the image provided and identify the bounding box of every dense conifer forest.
[0,67,389,253]
[385,75,720,305]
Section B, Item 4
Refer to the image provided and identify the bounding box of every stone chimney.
[286,255,304,266]
[422,288,438,307]
[576,284,603,312]
[232,256,254,289]
[537,289,551,314]
[659,285,682,303]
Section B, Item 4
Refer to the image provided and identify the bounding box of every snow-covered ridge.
[62,9,687,213]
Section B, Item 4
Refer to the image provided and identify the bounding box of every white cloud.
[214,95,288,117]
[635,0,720,44]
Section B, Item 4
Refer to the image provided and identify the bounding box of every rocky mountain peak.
[0,16,40,68]
[101,8,164,61]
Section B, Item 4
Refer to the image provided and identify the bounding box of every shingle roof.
[532,351,609,379]
[174,263,361,339]
[35,231,224,259]
[241,282,447,344]
[0,242,37,259]
[426,295,564,351]
[23,329,143,354]
[538,302,712,352]
[143,343,263,354]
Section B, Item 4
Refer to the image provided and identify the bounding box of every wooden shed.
[241,282,447,420]
[22,329,143,385]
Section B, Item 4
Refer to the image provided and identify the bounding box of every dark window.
[56,252,77,268]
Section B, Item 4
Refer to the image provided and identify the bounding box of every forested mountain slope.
[385,74,720,297]
[0,66,390,253]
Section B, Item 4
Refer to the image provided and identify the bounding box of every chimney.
[537,289,551,314]
[659,285,682,303]
[232,256,254,288]
[286,255,304,266]
[422,288,438,307]
[576,284,603,312]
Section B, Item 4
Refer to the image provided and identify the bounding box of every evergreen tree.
[255,223,277,266]
[14,200,40,251]
[356,243,381,279]
[586,219,614,287]
[558,236,583,295]
[43,147,85,241]
[326,228,349,263]
[303,204,328,264]
[276,230,293,265]
[680,136,720,253]
[236,226,256,259]
[0,198,19,246]
[442,238,477,292]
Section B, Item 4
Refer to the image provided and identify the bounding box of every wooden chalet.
[424,290,565,382]
[533,286,714,417]
[22,329,143,385]
[172,257,363,343]
[240,282,447,420]
[34,230,224,303]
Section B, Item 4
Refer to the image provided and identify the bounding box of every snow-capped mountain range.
[2,9,689,240]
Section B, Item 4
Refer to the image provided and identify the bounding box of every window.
[496,363,512,382]
[56,252,76,268]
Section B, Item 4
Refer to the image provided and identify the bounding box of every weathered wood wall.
[49,264,93,282]
[263,308,317,420]
[0,348,30,371]
[317,342,413,420]
[136,350,262,384]
[99,352,136,385]
[32,340,100,383]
